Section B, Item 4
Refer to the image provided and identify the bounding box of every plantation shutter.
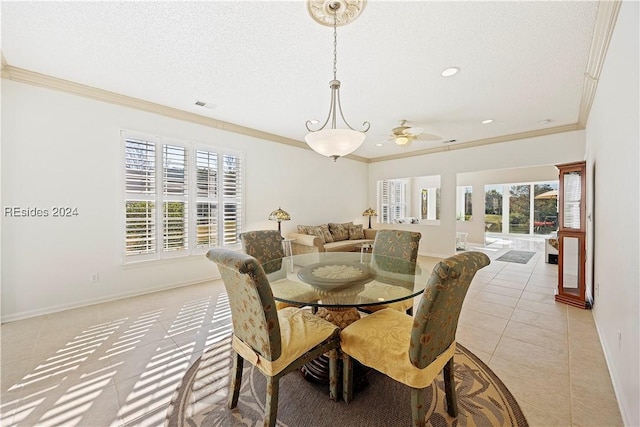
[162,145,188,252]
[222,153,242,245]
[196,150,218,247]
[125,139,156,256]
[123,132,244,262]
[380,180,390,223]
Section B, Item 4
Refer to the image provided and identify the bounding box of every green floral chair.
[360,229,422,315]
[206,248,341,427]
[341,251,490,426]
[239,230,284,275]
[240,230,309,310]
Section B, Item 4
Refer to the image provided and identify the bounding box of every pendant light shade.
[305,128,366,161]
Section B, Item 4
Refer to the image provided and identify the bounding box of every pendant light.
[305,0,369,161]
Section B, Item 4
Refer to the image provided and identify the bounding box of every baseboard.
[0,274,220,324]
[592,314,632,426]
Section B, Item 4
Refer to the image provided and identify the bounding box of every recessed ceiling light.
[441,67,460,77]
[538,119,552,125]
[375,143,383,147]
[481,119,494,124]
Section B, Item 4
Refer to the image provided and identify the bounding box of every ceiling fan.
[389,120,441,146]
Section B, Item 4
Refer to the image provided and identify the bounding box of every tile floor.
[0,236,624,426]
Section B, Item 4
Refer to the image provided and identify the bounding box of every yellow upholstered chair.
[360,229,421,315]
[341,251,490,426]
[206,248,341,427]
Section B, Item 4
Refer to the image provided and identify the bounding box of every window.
[378,175,440,224]
[123,132,243,262]
[456,186,472,221]
[379,179,407,223]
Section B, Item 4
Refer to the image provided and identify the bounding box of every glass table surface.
[263,251,432,309]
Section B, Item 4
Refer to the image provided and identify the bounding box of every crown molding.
[1,0,619,167]
[368,123,583,163]
[1,64,369,163]
[578,0,622,127]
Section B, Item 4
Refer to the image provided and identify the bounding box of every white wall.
[1,80,368,321]
[585,1,639,424]
[368,133,585,256]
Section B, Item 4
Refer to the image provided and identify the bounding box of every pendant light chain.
[332,10,338,81]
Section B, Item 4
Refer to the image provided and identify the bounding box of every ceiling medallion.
[307,0,366,27]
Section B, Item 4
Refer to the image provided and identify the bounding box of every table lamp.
[362,207,377,229]
[268,207,291,235]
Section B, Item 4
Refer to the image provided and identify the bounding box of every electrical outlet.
[89,273,99,283]
[596,282,600,296]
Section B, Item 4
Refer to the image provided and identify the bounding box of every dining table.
[261,251,437,386]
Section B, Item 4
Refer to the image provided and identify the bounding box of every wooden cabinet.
[555,161,590,308]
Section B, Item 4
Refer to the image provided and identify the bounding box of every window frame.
[121,131,244,264]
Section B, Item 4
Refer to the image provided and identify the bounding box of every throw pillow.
[329,222,352,241]
[348,223,365,240]
[297,224,332,244]
[297,225,312,235]
[318,224,334,243]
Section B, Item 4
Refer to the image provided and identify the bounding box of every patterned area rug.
[165,336,528,427]
[496,250,536,264]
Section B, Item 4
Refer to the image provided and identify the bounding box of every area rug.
[165,335,528,427]
[496,250,536,264]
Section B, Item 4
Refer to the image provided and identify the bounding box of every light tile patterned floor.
[0,237,623,426]
[456,237,623,426]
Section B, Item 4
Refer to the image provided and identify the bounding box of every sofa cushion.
[329,222,351,241]
[324,239,370,252]
[348,223,365,240]
[297,224,333,243]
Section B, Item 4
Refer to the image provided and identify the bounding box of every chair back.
[240,230,284,274]
[409,251,490,369]
[206,248,282,361]
[372,229,421,274]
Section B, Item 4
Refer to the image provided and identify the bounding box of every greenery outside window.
[123,132,243,263]
[456,186,472,221]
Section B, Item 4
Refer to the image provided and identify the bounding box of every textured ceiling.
[1,1,600,160]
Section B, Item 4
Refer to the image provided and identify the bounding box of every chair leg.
[443,357,458,417]
[410,387,426,427]
[228,351,244,409]
[328,349,338,401]
[342,353,354,404]
[264,376,280,427]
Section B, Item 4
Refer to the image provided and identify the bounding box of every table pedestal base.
[315,307,361,329]
[302,306,370,391]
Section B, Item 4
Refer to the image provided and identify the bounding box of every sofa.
[288,222,377,255]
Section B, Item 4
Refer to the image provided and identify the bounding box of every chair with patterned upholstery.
[206,248,341,427]
[240,230,312,309]
[240,230,285,275]
[341,251,490,426]
[360,229,422,315]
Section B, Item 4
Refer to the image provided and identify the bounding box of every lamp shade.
[362,208,378,217]
[268,207,291,222]
[305,128,365,160]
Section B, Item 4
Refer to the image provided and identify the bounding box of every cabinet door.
[557,233,586,302]
[558,162,586,233]
[555,161,589,309]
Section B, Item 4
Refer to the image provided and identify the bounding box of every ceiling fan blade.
[416,133,442,141]
[404,126,424,136]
